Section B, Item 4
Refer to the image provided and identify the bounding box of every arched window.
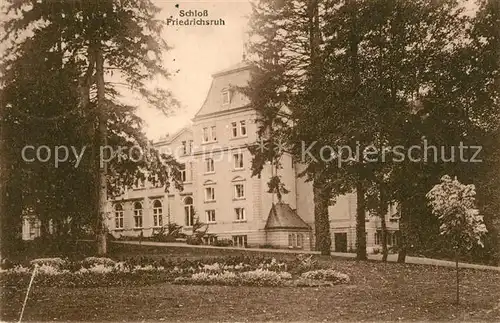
[114,204,124,229]
[153,200,163,227]
[184,196,194,227]
[133,202,143,228]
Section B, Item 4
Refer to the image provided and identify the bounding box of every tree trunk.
[95,45,107,255]
[397,200,408,263]
[0,97,7,262]
[379,184,388,262]
[455,246,459,305]
[308,0,330,256]
[313,174,331,255]
[356,180,367,260]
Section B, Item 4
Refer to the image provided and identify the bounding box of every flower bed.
[0,256,350,288]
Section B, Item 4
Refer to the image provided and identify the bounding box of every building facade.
[103,61,400,252]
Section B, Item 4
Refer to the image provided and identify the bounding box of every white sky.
[137,0,252,141]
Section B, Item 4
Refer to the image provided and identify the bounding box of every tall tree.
[1,0,181,255]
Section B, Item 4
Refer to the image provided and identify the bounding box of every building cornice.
[192,105,254,122]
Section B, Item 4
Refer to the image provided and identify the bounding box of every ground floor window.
[288,233,304,249]
[114,204,124,229]
[374,230,399,246]
[389,231,399,246]
[153,200,163,227]
[232,235,247,247]
[184,196,194,227]
[203,235,218,245]
[133,202,143,228]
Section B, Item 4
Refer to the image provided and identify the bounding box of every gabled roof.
[193,61,252,119]
[154,126,192,146]
[265,202,311,231]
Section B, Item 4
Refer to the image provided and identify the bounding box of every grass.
[1,242,500,321]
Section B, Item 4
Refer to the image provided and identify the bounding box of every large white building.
[22,61,399,252]
[105,61,400,252]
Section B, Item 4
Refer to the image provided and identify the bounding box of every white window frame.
[239,120,247,136]
[181,141,187,155]
[206,209,216,223]
[188,140,193,154]
[153,200,163,227]
[233,153,244,170]
[288,233,304,249]
[205,187,215,202]
[232,235,247,247]
[231,122,238,137]
[205,158,215,173]
[235,207,246,221]
[234,183,245,199]
[211,126,217,141]
[202,127,209,142]
[222,89,230,105]
[114,204,124,229]
[133,202,143,228]
[184,197,195,227]
[180,164,187,182]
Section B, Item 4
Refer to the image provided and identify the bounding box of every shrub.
[289,254,320,274]
[186,235,202,245]
[81,257,116,268]
[301,269,350,284]
[30,257,67,269]
[239,269,292,286]
[174,269,292,287]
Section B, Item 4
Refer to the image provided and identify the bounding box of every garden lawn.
[1,244,500,321]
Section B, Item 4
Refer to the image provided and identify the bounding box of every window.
[231,120,247,137]
[206,209,216,223]
[232,235,247,247]
[374,231,381,245]
[240,121,247,136]
[29,220,37,238]
[211,126,217,141]
[389,203,400,221]
[288,233,304,249]
[203,126,216,142]
[297,234,303,248]
[181,141,187,155]
[234,183,245,199]
[235,207,246,221]
[189,140,193,154]
[133,179,145,190]
[204,235,218,245]
[205,158,215,173]
[231,122,238,137]
[184,197,194,227]
[222,90,230,105]
[389,231,399,246]
[153,200,163,227]
[203,127,209,142]
[133,202,143,228]
[233,153,244,169]
[114,204,124,229]
[205,187,215,202]
[391,231,399,246]
[179,164,187,182]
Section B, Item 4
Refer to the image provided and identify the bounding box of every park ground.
[1,242,500,322]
